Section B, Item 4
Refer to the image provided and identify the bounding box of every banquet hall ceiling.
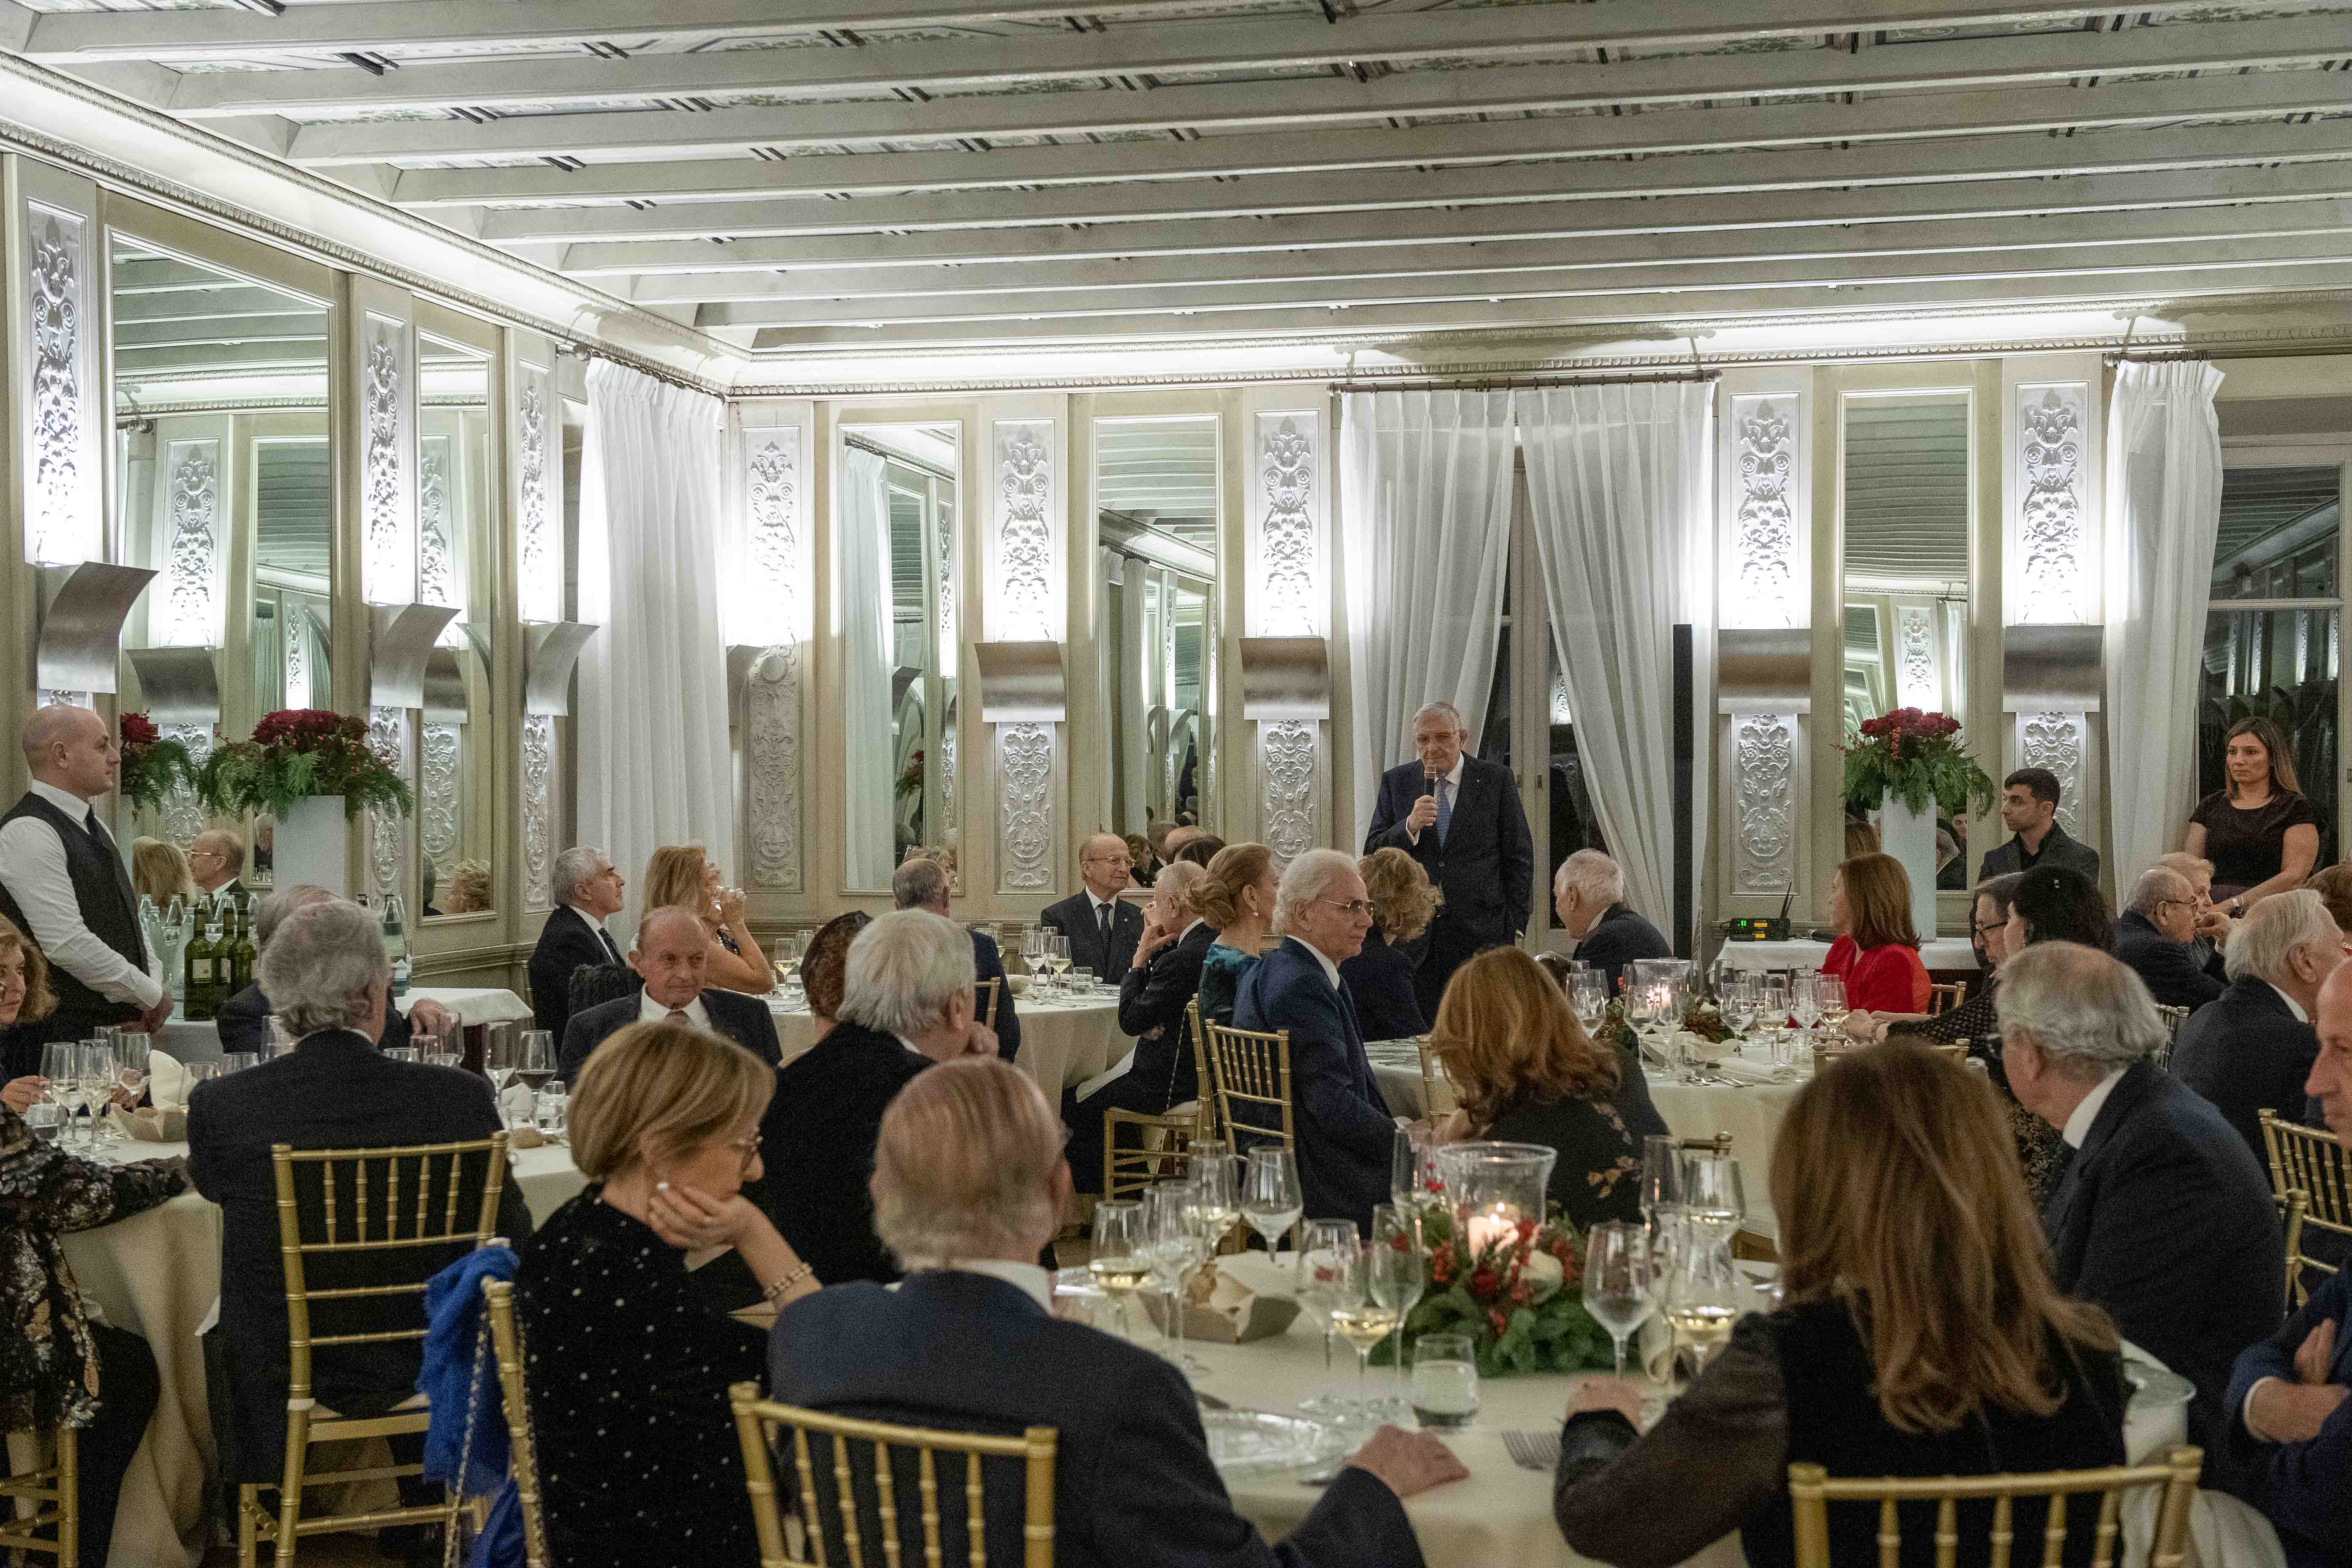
[12,0,2352,363]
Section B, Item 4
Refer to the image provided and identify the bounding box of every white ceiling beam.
[382,72,2352,210]
[278,18,2352,166]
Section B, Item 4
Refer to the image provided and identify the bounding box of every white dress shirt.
[1293,936,1344,991]
[2059,1066,2131,1150]
[901,1259,1055,1312]
[565,902,623,964]
[637,991,710,1029]
[0,779,162,1009]
[2269,983,2311,1024]
[1406,754,1467,847]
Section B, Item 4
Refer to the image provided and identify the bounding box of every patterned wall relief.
[740,426,807,893]
[2019,710,2087,840]
[1731,712,1800,895]
[161,723,212,847]
[521,712,554,912]
[419,721,460,885]
[419,439,458,631]
[1260,721,1318,870]
[1895,604,1940,711]
[1725,394,1802,629]
[993,420,1055,642]
[2015,385,2088,626]
[367,706,408,901]
[1256,414,1319,637]
[517,372,558,623]
[360,314,413,604]
[999,721,1053,890]
[744,644,802,894]
[158,441,222,646]
[25,205,95,567]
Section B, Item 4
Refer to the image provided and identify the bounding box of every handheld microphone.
[1422,768,1439,799]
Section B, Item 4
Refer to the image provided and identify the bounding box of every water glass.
[1680,1152,1746,1236]
[382,1047,419,1064]
[1409,1334,1479,1431]
[23,1101,62,1145]
[220,1051,259,1075]
[1241,1146,1303,1255]
[1639,1135,1682,1232]
[1580,1221,1655,1377]
[182,1061,220,1089]
[535,1080,569,1138]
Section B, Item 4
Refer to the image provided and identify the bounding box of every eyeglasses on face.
[1316,897,1374,918]
[1971,920,2004,937]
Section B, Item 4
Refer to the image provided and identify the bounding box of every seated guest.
[771,1057,1465,1568]
[1233,849,1396,1229]
[1344,847,1436,1042]
[2158,850,2236,983]
[1195,842,1277,1030]
[0,917,183,1568]
[1042,833,1145,984]
[799,909,870,1038]
[1428,946,1664,1230]
[1555,850,1670,993]
[640,844,771,995]
[2306,862,2352,955]
[1555,1043,2127,1568]
[1998,941,2284,1485]
[1173,832,1226,870]
[187,827,248,901]
[762,910,991,1285]
[517,1018,819,1568]
[893,853,1018,1061]
[1064,861,1212,1196]
[2189,715,2322,912]
[2002,862,2115,953]
[1975,766,2101,883]
[1163,823,1210,862]
[2172,888,2342,1165]
[527,845,627,1045]
[1127,830,1162,888]
[559,905,783,1081]
[441,858,492,915]
[130,836,196,906]
[188,898,532,1515]
[1821,852,1930,1018]
[2114,865,2227,1011]
[2225,961,2352,1568]
[216,886,452,1058]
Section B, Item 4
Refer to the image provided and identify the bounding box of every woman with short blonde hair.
[640,844,771,995]
[1343,846,1440,1040]
[441,858,492,915]
[131,837,196,906]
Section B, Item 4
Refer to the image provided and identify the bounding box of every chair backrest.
[566,962,639,1018]
[269,1136,512,1403]
[1415,1037,1457,1118]
[1786,1446,2202,1568]
[1184,999,1219,1143]
[1205,1021,1294,1154]
[480,1279,550,1568]
[1679,1133,1733,1157]
[1928,980,1968,1016]
[977,976,999,1033]
[2283,1189,2311,1310]
[729,1386,1056,1568]
[2147,1005,2188,1071]
[2260,1109,2348,1301]
[1102,1111,1195,1204]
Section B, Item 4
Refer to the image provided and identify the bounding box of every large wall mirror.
[1095,415,1219,847]
[417,329,495,919]
[838,422,959,891]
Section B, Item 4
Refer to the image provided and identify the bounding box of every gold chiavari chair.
[977,977,1000,1034]
[1415,1037,1458,1118]
[2284,1190,2311,1311]
[1103,1108,1197,1203]
[0,1425,74,1563]
[2260,1109,2349,1306]
[1184,1000,1219,1145]
[240,1134,512,1568]
[1927,980,1969,1016]
[479,1280,550,1568]
[729,1386,1057,1568]
[1206,1020,1295,1156]
[1786,1446,2202,1568]
[1679,1132,1733,1157]
[2148,1005,2189,1072]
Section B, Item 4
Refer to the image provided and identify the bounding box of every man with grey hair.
[188,897,531,1508]
[215,884,452,1059]
[2113,864,2226,1012]
[1364,699,1535,1019]
[893,852,1019,1062]
[527,845,626,1043]
[1041,832,1146,985]
[2172,886,2343,1164]
[762,909,994,1286]
[558,903,780,1080]
[1234,848,1394,1227]
[1554,850,1670,990]
[1999,940,2283,1484]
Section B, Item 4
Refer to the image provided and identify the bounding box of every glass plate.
[1201,1409,1352,1475]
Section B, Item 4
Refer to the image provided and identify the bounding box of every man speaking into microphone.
[1364,700,1534,1024]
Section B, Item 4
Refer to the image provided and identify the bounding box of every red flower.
[1470,1268,1499,1300]
[1510,1282,1532,1307]
[1516,1217,1538,1241]
[119,711,159,749]
[1488,1309,1510,1339]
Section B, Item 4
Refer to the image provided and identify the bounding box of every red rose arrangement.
[116,710,197,816]
[1842,706,1995,819]
[198,707,412,823]
[1369,1188,1615,1377]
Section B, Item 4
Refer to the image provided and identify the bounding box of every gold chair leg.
[57,1425,78,1568]
[273,1408,311,1568]
[238,1481,260,1568]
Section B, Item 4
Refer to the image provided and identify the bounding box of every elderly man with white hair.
[760,909,994,1286]
[216,884,454,1059]
[1554,850,1671,990]
[1999,940,2284,1487]
[2171,886,2344,1165]
[893,853,1019,1061]
[527,844,626,1043]
[2111,864,2225,1013]
[1233,848,1396,1228]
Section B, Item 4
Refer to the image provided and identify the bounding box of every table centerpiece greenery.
[1840,705,1998,818]
[196,707,412,822]
[1369,1195,1616,1378]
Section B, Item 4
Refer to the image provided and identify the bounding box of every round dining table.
[767,988,1130,1093]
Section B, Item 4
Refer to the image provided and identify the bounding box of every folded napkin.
[1138,1263,1300,1344]
[1709,1058,1780,1086]
[112,1105,186,1142]
[147,1048,189,1112]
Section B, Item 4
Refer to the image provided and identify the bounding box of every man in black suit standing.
[1041,833,1145,984]
[188,897,532,1524]
[771,1056,1464,1568]
[558,905,782,1081]
[2113,866,2228,1014]
[893,854,1018,1061]
[1554,850,1672,991]
[2171,888,2343,1165]
[1364,701,1535,1021]
[528,845,627,1046]
[1999,941,2284,1487]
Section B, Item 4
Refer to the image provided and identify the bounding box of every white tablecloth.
[1715,938,1978,973]
[152,986,534,1064]
[766,992,1130,1093]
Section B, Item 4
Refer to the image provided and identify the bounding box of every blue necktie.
[1435,777,1454,846]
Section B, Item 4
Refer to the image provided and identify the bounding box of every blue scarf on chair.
[419,1245,518,1498]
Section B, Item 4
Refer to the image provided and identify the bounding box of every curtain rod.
[843,431,957,485]
[1330,368,1719,393]
[553,340,718,398]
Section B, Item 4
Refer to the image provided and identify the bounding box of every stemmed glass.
[1638,1134,1683,1235]
[76,1041,112,1149]
[113,1035,150,1135]
[486,1026,521,1126]
[1048,934,1073,997]
[1812,975,1850,1046]
[1756,977,1792,1073]
[1328,1241,1413,1429]
[1580,1221,1656,1378]
[1295,1219,1359,1415]
[1680,1153,1746,1237]
[1662,1228,1746,1380]
[1241,1146,1303,1256]
[515,1031,555,1126]
[1143,1181,1209,1375]
[771,931,804,1000]
[1367,1205,1424,1421]
[1790,976,1821,1053]
[41,1042,76,1147]
[1567,970,1608,1034]
[1188,1149,1241,1257]
[1088,1200,1151,1340]
[1718,977,1759,1056]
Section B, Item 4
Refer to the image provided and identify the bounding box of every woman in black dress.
[515,1018,821,1568]
[2186,716,2322,912]
[1343,847,1437,1042]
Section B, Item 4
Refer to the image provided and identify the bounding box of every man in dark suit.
[2113,866,2227,1014]
[1976,767,2101,884]
[215,886,456,1056]
[761,909,994,1284]
[1233,850,1396,1229]
[893,855,1018,1061]
[188,898,532,1505]
[2172,888,2343,1165]
[188,828,249,904]
[1555,850,1672,991]
[771,1056,1463,1568]
[1041,833,1146,985]
[1364,701,1535,1021]
[1999,942,2284,1488]
[557,905,782,1081]
[1065,863,1216,1194]
[527,845,626,1046]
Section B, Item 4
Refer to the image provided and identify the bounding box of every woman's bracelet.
[762,1260,815,1306]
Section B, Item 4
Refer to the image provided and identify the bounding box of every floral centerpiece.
[116,711,198,817]
[1840,706,1997,818]
[1369,1196,1616,1378]
[1593,995,1733,1058]
[197,708,412,822]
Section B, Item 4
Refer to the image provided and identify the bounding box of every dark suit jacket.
[1572,904,1673,991]
[2112,910,2227,1013]
[2172,975,2321,1167]
[973,928,1021,1062]
[1977,822,2102,885]
[1041,890,1146,985]
[187,1029,532,1481]
[770,1269,1424,1568]
[1339,925,1426,1043]
[1232,939,1394,1229]
[558,986,782,1081]
[1364,755,1534,952]
[2040,1062,2284,1484]
[529,904,624,1045]
[217,983,414,1057]
[1115,922,1215,1108]
[2225,1269,2352,1568]
[760,1020,930,1285]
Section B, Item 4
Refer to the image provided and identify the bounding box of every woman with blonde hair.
[1427,946,1664,1228]
[1192,841,1278,1031]
[640,844,771,994]
[1554,1043,2127,1568]
[515,1018,818,1568]
[441,858,492,915]
[130,836,196,906]
[1343,846,1438,1041]
[1819,851,1930,1018]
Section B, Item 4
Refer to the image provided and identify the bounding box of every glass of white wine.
[1662,1228,1745,1381]
[1242,1146,1303,1255]
[1329,1245,1406,1429]
[1295,1218,1359,1416]
[1367,1205,1424,1421]
[1580,1221,1655,1378]
[1088,1199,1152,1340]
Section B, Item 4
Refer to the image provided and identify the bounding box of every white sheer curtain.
[839,446,896,889]
[1515,382,1713,936]
[1339,390,1517,836]
[576,361,733,936]
[2104,360,2225,881]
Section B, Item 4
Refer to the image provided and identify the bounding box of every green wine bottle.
[183,920,219,1022]
[230,900,258,994]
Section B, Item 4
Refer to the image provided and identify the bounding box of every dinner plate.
[1200,1409,1353,1475]
[2123,1359,2195,1412]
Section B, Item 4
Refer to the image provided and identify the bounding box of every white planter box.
[1878,797,1941,940]
[275,795,351,898]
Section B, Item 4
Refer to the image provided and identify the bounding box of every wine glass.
[1390,1126,1424,1215]
[1813,975,1851,1034]
[1143,1181,1209,1375]
[1187,1149,1241,1255]
[1049,934,1073,996]
[114,1035,150,1121]
[771,931,803,997]
[514,1030,555,1123]
[1639,1134,1683,1234]
[1680,1152,1746,1237]
[1241,1146,1303,1256]
[1329,1244,1408,1428]
[1662,1228,1745,1379]
[1790,976,1821,1051]
[76,1041,114,1149]
[1088,1200,1150,1340]
[1718,977,1759,1054]
[1581,1221,1656,1378]
[1756,977,1792,1072]
[1368,1205,1424,1420]
[1295,1218,1359,1415]
[1568,970,1609,1033]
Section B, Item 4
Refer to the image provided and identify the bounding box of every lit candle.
[1464,1203,1520,1258]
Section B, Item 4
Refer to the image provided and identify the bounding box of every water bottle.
[382,895,411,998]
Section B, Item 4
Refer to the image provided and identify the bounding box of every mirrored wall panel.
[418,332,495,919]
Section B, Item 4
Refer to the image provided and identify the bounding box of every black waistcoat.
[0,790,148,1026]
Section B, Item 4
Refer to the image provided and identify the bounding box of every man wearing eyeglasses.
[1041,833,1146,985]
[2113,866,2227,1013]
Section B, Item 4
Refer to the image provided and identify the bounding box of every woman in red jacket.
[1821,851,1931,1017]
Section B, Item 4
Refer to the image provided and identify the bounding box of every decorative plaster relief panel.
[516,368,559,623]
[2017,711,2088,841]
[2013,384,2090,626]
[368,706,408,901]
[359,312,415,605]
[1895,605,1940,712]
[999,722,1053,891]
[738,421,810,893]
[744,644,803,894]
[161,723,211,847]
[1253,411,1321,638]
[1730,712,1800,895]
[521,713,554,912]
[992,420,1057,642]
[1721,392,1805,630]
[23,200,98,567]
[157,439,224,647]
[1260,721,1319,871]
[420,721,460,881]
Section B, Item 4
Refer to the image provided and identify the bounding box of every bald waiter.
[0,706,168,1081]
